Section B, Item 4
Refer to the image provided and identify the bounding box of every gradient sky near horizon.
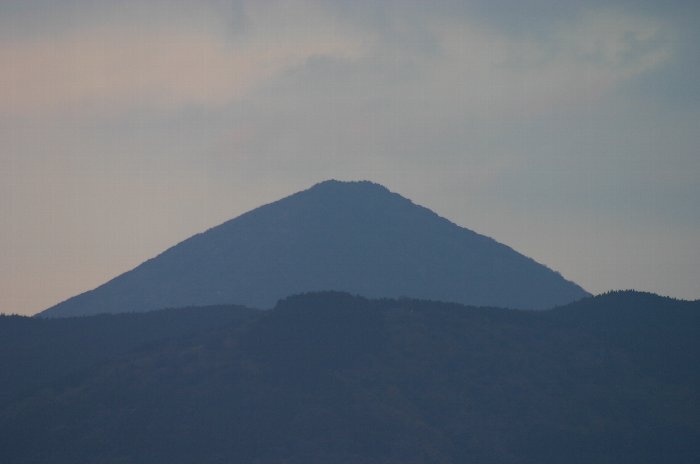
[2,0,699,315]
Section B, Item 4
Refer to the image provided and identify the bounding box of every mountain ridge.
[5,290,700,463]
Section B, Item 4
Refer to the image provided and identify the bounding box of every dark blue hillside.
[4,291,698,463]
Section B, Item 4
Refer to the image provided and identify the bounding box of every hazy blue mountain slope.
[41,180,588,317]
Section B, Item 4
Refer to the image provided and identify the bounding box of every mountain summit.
[40,180,588,317]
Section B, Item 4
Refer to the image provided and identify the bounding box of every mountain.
[40,180,588,317]
[0,305,257,408]
[3,291,699,463]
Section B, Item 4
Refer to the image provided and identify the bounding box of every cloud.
[412,8,671,116]
[0,2,671,119]
[0,1,366,117]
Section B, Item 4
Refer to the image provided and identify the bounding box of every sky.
[2,0,699,315]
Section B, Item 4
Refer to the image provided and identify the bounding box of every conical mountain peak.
[40,180,589,317]
[309,179,389,191]
[289,179,401,207]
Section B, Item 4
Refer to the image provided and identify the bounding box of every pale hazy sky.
[2,0,699,315]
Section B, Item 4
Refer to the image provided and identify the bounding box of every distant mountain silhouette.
[4,291,699,463]
[40,180,588,317]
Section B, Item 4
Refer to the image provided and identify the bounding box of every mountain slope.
[0,305,257,407]
[40,180,588,317]
[3,291,699,463]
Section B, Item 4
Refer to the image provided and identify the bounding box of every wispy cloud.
[428,8,671,114]
[0,1,366,116]
[1,2,670,118]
